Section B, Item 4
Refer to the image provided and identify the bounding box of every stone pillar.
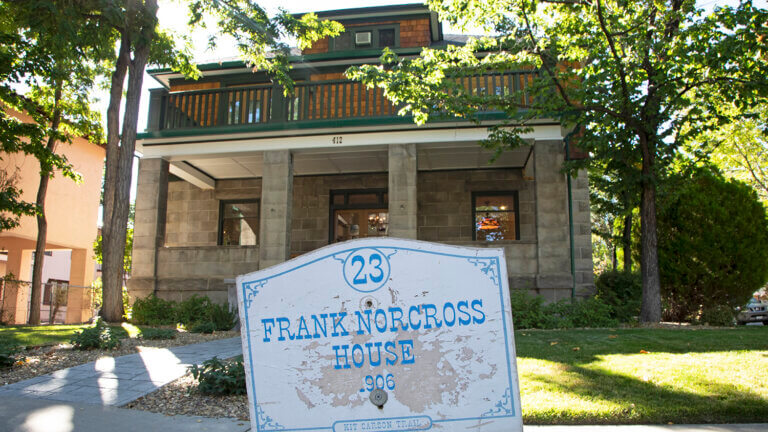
[571,168,594,296]
[533,140,573,302]
[388,144,418,239]
[1,249,32,324]
[129,158,169,300]
[65,248,95,324]
[259,150,293,269]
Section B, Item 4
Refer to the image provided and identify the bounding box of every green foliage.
[131,294,235,330]
[131,295,178,326]
[0,343,24,369]
[189,321,216,334]
[595,270,642,323]
[138,327,176,340]
[205,302,237,331]
[175,295,212,326]
[657,170,768,322]
[511,291,619,329]
[70,318,121,350]
[699,305,736,327]
[189,356,246,395]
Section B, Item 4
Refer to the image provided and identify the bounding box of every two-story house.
[129,4,593,308]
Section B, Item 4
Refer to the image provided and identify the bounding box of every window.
[219,200,259,245]
[329,190,388,243]
[43,279,68,306]
[331,25,399,51]
[473,192,519,241]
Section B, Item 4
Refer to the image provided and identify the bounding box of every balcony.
[144,71,537,136]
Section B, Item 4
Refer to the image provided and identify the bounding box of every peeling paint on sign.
[236,238,523,432]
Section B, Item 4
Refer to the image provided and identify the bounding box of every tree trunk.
[101,0,158,322]
[622,212,632,272]
[638,132,662,323]
[101,33,130,323]
[611,245,617,270]
[29,86,62,325]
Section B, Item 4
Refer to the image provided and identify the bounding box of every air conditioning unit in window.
[355,31,372,46]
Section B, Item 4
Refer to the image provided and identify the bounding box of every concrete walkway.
[0,337,242,406]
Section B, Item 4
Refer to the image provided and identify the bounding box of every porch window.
[473,192,519,241]
[219,200,259,246]
[330,189,388,243]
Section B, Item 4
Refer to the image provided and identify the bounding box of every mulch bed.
[0,330,239,386]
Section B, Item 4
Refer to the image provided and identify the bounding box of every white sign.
[236,238,522,432]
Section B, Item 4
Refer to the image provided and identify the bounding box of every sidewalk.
[0,337,242,406]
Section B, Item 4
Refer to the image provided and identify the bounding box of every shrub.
[564,297,619,328]
[71,318,121,350]
[657,170,768,322]
[205,302,237,331]
[699,305,736,327]
[131,295,177,325]
[175,295,212,326]
[189,356,246,395]
[189,321,217,334]
[138,327,177,340]
[595,270,642,323]
[0,343,23,369]
[510,291,546,329]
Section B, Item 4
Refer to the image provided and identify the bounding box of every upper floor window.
[473,192,519,241]
[331,25,399,51]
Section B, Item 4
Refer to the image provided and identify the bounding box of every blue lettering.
[355,310,372,335]
[457,301,471,325]
[331,312,349,337]
[261,318,275,342]
[374,309,388,333]
[423,304,442,329]
[399,340,415,364]
[333,344,350,369]
[312,314,328,339]
[351,344,365,368]
[365,342,383,367]
[296,316,310,340]
[443,302,456,327]
[276,317,294,341]
[384,341,398,366]
[471,299,486,324]
[408,305,422,330]
[388,307,408,331]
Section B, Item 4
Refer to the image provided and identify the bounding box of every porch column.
[533,140,573,302]
[65,248,95,324]
[129,158,169,299]
[1,249,32,324]
[259,150,293,269]
[388,144,418,239]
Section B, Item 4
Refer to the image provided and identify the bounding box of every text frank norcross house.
[128,3,594,308]
[237,238,523,431]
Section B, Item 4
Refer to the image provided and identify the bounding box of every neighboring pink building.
[0,107,105,324]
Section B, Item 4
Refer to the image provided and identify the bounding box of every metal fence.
[0,279,96,325]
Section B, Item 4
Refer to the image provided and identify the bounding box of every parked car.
[736,299,768,325]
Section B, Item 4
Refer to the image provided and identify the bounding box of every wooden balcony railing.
[146,71,537,132]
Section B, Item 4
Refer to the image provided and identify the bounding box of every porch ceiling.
[180,143,532,180]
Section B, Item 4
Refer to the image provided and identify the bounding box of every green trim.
[564,127,579,300]
[137,111,513,141]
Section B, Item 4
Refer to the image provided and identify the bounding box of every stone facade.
[129,141,594,306]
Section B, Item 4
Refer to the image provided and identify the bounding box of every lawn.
[0,324,134,347]
[515,327,768,424]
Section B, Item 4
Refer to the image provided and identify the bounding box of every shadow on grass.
[0,325,129,347]
[522,362,768,424]
[515,327,768,364]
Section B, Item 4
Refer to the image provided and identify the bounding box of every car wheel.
[737,320,747,326]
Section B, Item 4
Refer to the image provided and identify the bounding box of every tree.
[348,0,768,322]
[0,1,106,324]
[705,104,768,203]
[97,0,342,321]
[657,168,768,321]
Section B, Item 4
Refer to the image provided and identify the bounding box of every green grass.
[516,327,768,424]
[0,324,132,347]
